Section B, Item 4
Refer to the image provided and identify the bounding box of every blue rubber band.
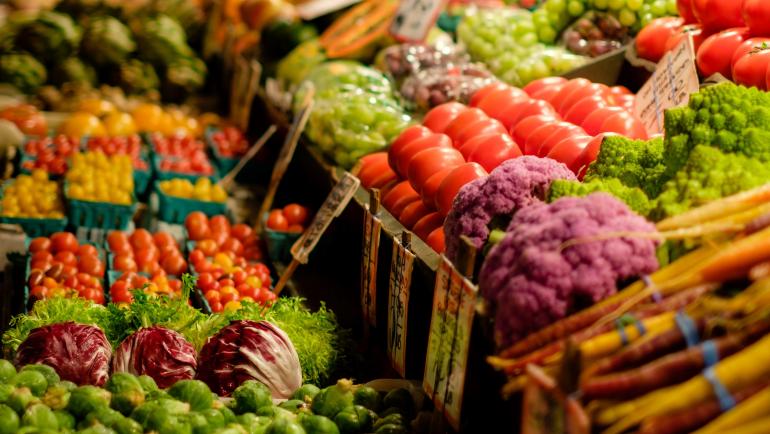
[704,366,736,412]
[633,318,647,337]
[614,315,646,346]
[675,311,700,347]
[642,275,663,304]
[701,340,720,368]
[615,318,630,346]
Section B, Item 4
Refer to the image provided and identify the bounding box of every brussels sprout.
[112,417,143,434]
[255,406,294,419]
[219,406,236,424]
[352,386,379,412]
[238,413,271,434]
[22,403,59,430]
[333,405,372,434]
[298,413,339,434]
[0,404,20,434]
[42,382,73,410]
[291,385,321,403]
[265,418,306,434]
[83,407,124,428]
[231,381,272,414]
[7,387,38,413]
[0,360,16,382]
[201,408,225,429]
[78,425,117,434]
[137,375,158,393]
[68,386,111,419]
[105,373,145,416]
[185,412,210,434]
[372,414,404,431]
[0,384,12,403]
[11,371,48,396]
[310,380,354,419]
[168,380,213,411]
[146,389,170,401]
[21,364,60,386]
[381,389,414,420]
[54,410,75,430]
[279,399,307,413]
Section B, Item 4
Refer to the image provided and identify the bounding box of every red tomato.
[599,112,648,139]
[399,201,431,229]
[734,48,770,90]
[697,28,751,79]
[79,255,104,277]
[420,168,454,210]
[366,168,398,190]
[665,25,706,54]
[475,87,530,121]
[232,270,247,285]
[220,237,244,256]
[677,0,697,24]
[129,228,154,251]
[204,289,220,304]
[558,83,608,117]
[636,17,685,62]
[0,105,47,136]
[111,283,133,304]
[185,211,211,241]
[564,95,608,127]
[413,213,444,241]
[422,102,468,133]
[210,215,231,235]
[581,106,626,136]
[197,272,217,291]
[551,78,592,113]
[732,37,770,72]
[522,77,568,97]
[197,239,218,256]
[28,237,51,253]
[382,181,419,213]
[470,82,509,107]
[50,232,78,253]
[153,232,177,250]
[391,194,420,219]
[744,0,770,37]
[426,227,445,253]
[266,210,289,231]
[546,135,593,169]
[77,244,98,259]
[114,254,137,272]
[467,134,522,172]
[510,114,558,147]
[406,147,464,193]
[161,254,187,275]
[394,133,452,178]
[435,163,488,216]
[498,98,558,130]
[283,204,309,225]
[571,133,616,177]
[54,251,77,267]
[538,124,586,157]
[358,152,393,188]
[529,82,566,106]
[443,108,489,143]
[230,223,253,241]
[388,127,432,169]
[454,118,507,148]
[692,0,744,33]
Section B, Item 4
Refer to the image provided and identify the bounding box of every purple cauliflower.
[443,156,576,261]
[479,193,660,347]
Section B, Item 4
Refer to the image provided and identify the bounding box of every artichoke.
[0,53,47,94]
[51,57,97,87]
[136,14,193,66]
[80,16,136,66]
[163,55,206,98]
[116,59,160,95]
[15,11,81,63]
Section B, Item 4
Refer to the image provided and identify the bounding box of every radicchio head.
[112,326,197,389]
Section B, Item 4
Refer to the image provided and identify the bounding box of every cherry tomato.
[153,232,177,250]
[197,239,218,257]
[110,281,133,303]
[210,215,231,235]
[77,244,98,258]
[185,211,211,241]
[161,254,187,276]
[283,204,309,225]
[407,147,464,194]
[28,237,51,253]
[189,249,206,267]
[394,133,452,178]
[129,228,154,251]
[466,133,522,172]
[220,286,239,304]
[635,17,685,63]
[197,272,217,291]
[209,301,223,313]
[50,232,78,253]
[733,47,770,90]
[113,254,138,272]
[691,0,744,33]
[287,224,304,233]
[205,289,221,304]
[31,285,49,300]
[266,209,289,231]
[79,254,105,277]
[697,28,751,80]
[54,251,78,267]
[435,163,488,216]
[231,223,254,241]
[744,0,770,37]
[220,237,244,256]
[422,102,468,133]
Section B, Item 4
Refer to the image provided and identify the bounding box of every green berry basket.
[262,212,302,264]
[151,154,220,182]
[65,182,137,230]
[0,179,68,237]
[204,127,241,175]
[155,181,227,224]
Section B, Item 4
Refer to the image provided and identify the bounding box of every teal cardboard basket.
[262,212,301,264]
[152,154,220,182]
[65,183,137,230]
[204,127,241,175]
[155,181,227,224]
[0,179,68,237]
[80,135,153,196]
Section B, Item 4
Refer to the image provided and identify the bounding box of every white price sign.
[387,232,415,377]
[361,205,382,327]
[389,0,446,42]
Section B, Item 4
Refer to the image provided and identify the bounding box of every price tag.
[389,0,447,42]
[522,365,590,434]
[633,34,700,137]
[387,232,415,377]
[297,0,361,20]
[443,277,477,430]
[423,256,452,402]
[291,172,360,264]
[361,201,382,327]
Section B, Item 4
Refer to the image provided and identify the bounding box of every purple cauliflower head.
[443,156,576,261]
[479,193,660,347]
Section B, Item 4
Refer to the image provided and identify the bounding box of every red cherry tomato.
[77,244,98,258]
[129,228,154,251]
[394,133,452,178]
[152,232,177,250]
[406,147,464,193]
[54,251,78,267]
[197,272,216,291]
[114,254,138,273]
[161,254,187,276]
[28,237,51,253]
[466,134,522,172]
[546,135,593,169]
[197,239,218,257]
[522,77,568,97]
[266,210,289,231]
[185,211,211,241]
[50,232,78,253]
[230,223,253,241]
[697,28,751,79]
[283,204,309,225]
[79,254,105,277]
[635,17,685,63]
[510,114,558,147]
[210,215,231,236]
[435,163,488,216]
[220,237,244,256]
[691,0,744,33]
[422,102,468,133]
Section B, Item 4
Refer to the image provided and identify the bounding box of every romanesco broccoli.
[584,135,667,197]
[547,178,653,217]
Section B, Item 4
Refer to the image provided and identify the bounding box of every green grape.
[650,0,667,15]
[626,0,643,10]
[567,0,586,16]
[533,9,551,27]
[529,59,551,80]
[518,32,539,47]
[608,0,626,10]
[537,25,558,44]
[545,0,567,12]
[592,0,610,9]
[515,20,536,36]
[639,12,654,26]
[618,8,637,26]
[666,0,678,14]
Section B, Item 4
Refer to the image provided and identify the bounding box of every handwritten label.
[423,256,452,402]
[297,0,361,20]
[387,233,415,377]
[522,365,590,434]
[633,35,699,136]
[389,0,446,42]
[444,278,477,430]
[291,172,360,263]
[361,206,382,326]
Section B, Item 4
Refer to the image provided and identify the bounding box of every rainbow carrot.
[694,384,770,433]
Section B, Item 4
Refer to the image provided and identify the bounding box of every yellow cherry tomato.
[224,300,242,312]
[131,103,164,132]
[59,112,107,138]
[78,99,116,117]
[103,112,137,137]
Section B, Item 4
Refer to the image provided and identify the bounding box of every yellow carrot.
[694,385,770,434]
[657,184,770,231]
[709,416,770,434]
[598,332,770,434]
[580,312,676,362]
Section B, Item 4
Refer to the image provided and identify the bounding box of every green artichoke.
[0,53,47,93]
[80,16,136,66]
[116,59,160,95]
[15,11,81,63]
[51,57,96,87]
[164,56,206,92]
[136,15,193,67]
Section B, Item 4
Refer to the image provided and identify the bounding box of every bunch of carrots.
[490,185,770,433]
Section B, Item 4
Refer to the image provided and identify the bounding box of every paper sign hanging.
[423,255,453,403]
[443,278,478,430]
[389,0,447,42]
[387,232,415,377]
[633,35,700,137]
[361,202,382,327]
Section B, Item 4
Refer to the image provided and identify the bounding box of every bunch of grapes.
[533,0,680,43]
[457,8,586,86]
